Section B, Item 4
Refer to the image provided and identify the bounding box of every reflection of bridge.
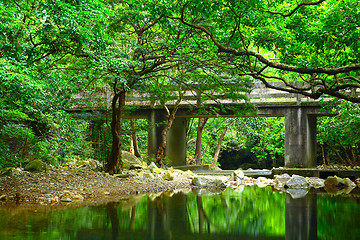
[72,82,334,168]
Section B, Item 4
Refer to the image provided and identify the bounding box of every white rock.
[192,176,225,188]
[285,175,309,188]
[306,177,325,189]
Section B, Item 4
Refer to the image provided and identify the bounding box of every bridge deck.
[70,82,336,117]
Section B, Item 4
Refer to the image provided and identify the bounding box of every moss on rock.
[24,160,48,173]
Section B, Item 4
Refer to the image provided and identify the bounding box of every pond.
[1,186,360,240]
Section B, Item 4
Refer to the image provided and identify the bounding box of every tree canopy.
[164,0,360,102]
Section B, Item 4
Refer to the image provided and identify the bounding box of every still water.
[0,186,360,240]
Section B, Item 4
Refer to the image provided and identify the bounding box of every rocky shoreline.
[1,162,360,208]
[1,155,360,207]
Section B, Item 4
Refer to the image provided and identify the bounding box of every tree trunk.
[106,89,126,174]
[194,117,208,165]
[155,101,181,168]
[202,136,213,159]
[211,126,228,169]
[130,119,141,157]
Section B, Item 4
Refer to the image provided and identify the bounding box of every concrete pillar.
[166,118,187,166]
[284,108,317,168]
[307,115,317,167]
[148,110,167,159]
[147,110,187,166]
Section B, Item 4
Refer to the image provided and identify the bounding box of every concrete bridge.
[71,82,334,168]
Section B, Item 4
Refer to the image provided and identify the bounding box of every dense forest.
[1,0,360,171]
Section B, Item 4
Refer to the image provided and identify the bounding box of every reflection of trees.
[3,188,360,240]
[197,196,210,234]
[187,187,286,236]
[106,202,119,240]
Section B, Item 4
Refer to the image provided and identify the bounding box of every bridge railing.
[70,82,331,111]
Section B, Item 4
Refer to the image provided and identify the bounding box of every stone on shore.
[324,176,346,188]
[306,177,325,189]
[148,162,163,174]
[285,175,309,188]
[324,176,357,194]
[229,170,245,181]
[192,176,225,188]
[274,173,291,187]
[163,170,174,181]
[343,178,356,188]
[24,160,48,173]
[256,177,273,188]
[122,151,143,169]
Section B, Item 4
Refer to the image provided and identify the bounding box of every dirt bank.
[0,167,193,207]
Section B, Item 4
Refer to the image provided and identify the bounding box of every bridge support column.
[148,110,166,159]
[284,108,317,168]
[147,110,187,166]
[166,118,187,166]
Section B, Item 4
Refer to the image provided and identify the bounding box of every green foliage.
[0,0,111,168]
[318,100,360,166]
[187,117,284,168]
[249,117,285,166]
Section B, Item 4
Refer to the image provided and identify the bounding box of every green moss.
[24,160,48,173]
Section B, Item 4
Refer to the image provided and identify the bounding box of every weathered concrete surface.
[173,165,211,171]
[147,111,187,166]
[193,169,272,177]
[165,118,187,166]
[273,168,360,179]
[284,108,317,168]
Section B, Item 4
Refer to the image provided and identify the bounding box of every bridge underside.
[145,105,332,168]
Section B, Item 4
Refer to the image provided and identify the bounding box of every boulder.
[75,159,101,170]
[148,162,162,174]
[356,178,360,188]
[24,160,48,173]
[163,170,174,181]
[229,170,244,181]
[324,176,346,189]
[274,174,291,187]
[306,177,325,189]
[256,177,273,188]
[192,176,225,188]
[122,151,143,169]
[285,175,309,188]
[343,178,356,188]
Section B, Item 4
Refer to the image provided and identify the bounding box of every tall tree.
[194,117,208,165]
[99,1,199,172]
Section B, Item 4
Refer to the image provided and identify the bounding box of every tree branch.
[266,0,327,18]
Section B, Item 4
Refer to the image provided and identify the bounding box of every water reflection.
[1,187,360,240]
[285,194,317,240]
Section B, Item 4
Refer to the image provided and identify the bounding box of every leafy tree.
[318,100,360,166]
[0,0,109,167]
[168,0,360,102]
[100,0,255,172]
